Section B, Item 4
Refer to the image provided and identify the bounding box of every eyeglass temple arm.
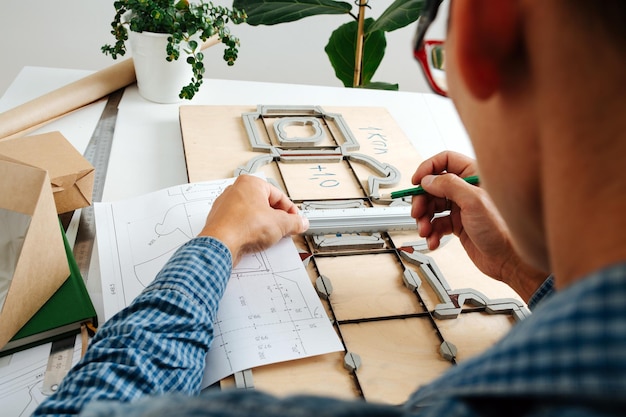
[414,0,444,50]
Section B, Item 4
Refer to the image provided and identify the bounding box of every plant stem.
[200,34,220,50]
[353,0,368,87]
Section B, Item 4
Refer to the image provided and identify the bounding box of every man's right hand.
[198,175,309,266]
[410,151,547,301]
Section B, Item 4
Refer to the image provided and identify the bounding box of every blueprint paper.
[94,177,343,386]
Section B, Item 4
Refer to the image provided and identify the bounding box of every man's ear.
[451,0,520,99]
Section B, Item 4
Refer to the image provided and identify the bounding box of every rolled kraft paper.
[0,35,220,141]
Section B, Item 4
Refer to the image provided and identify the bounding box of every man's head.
[416,0,626,278]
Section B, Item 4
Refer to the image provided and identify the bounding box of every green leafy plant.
[233,0,424,90]
[102,0,247,99]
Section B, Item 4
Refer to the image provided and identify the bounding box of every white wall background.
[0,0,448,96]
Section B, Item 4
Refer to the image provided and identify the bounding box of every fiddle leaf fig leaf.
[367,0,425,34]
[324,19,386,87]
[233,0,352,26]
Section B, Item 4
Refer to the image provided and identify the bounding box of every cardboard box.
[0,131,94,214]
[0,157,70,349]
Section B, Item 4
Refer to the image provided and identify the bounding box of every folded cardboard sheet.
[0,158,70,349]
[0,131,94,214]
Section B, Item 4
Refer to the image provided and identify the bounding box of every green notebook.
[0,226,97,356]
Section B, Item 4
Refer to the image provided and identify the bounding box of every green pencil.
[388,175,480,199]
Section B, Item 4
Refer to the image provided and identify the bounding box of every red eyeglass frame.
[414,40,447,97]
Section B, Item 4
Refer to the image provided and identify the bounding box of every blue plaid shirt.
[34,238,626,417]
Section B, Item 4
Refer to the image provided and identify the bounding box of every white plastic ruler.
[301,206,416,235]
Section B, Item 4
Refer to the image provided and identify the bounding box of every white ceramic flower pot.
[127,30,196,103]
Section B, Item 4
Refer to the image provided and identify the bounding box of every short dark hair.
[569,0,626,45]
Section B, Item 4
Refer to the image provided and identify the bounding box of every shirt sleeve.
[33,237,233,416]
[527,274,555,311]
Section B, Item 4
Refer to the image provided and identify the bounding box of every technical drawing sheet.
[0,336,82,416]
[94,177,343,387]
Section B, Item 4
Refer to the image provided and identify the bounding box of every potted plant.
[102,0,246,102]
[233,0,423,90]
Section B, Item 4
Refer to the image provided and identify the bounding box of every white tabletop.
[1,66,472,201]
[0,63,473,319]
[0,66,472,416]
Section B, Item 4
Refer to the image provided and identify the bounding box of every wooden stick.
[352,0,368,88]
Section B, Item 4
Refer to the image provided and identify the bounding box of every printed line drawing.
[95,177,343,386]
[0,338,81,417]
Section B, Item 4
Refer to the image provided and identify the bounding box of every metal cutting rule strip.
[300,206,416,235]
[73,88,124,279]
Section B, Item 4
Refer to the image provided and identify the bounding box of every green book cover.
[1,226,97,355]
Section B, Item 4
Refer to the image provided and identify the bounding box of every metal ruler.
[73,88,124,278]
[41,336,75,395]
[43,89,124,393]
[301,206,416,235]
